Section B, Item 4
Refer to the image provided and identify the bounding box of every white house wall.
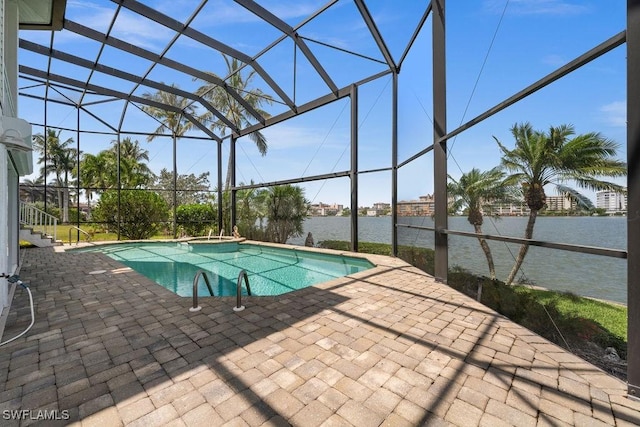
[0,146,7,311]
[1,0,29,314]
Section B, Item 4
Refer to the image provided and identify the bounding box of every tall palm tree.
[20,176,46,203]
[195,55,273,191]
[448,167,511,284]
[112,136,149,161]
[78,151,115,218]
[495,122,627,285]
[142,84,194,237]
[32,129,77,222]
[110,137,154,188]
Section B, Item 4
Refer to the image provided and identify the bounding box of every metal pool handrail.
[190,270,214,312]
[68,226,91,245]
[233,270,252,312]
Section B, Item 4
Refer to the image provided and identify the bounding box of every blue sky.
[17,0,627,208]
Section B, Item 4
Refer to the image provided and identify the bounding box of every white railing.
[19,202,58,242]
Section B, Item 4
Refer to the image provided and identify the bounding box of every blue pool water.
[78,242,374,297]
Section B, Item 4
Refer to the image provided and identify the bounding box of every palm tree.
[264,185,309,243]
[448,167,511,284]
[235,181,268,239]
[32,129,77,222]
[20,177,46,203]
[142,85,194,237]
[110,137,154,188]
[195,55,273,191]
[495,122,627,285]
[78,151,115,218]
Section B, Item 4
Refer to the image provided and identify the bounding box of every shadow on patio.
[0,246,639,426]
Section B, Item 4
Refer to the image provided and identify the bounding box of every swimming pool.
[78,242,374,297]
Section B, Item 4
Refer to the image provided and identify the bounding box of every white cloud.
[193,0,326,27]
[64,1,174,50]
[484,0,591,16]
[541,54,567,67]
[599,101,626,127]
[111,12,174,51]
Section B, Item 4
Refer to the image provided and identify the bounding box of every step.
[19,226,61,247]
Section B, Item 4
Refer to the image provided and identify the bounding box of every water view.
[290,216,628,304]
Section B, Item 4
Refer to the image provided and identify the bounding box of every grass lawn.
[525,287,627,341]
[20,224,178,246]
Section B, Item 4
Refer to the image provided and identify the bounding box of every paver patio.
[1,245,639,426]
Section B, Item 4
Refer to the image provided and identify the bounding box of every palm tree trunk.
[86,193,92,220]
[62,187,70,223]
[474,223,494,302]
[224,149,234,233]
[506,209,539,285]
[63,172,70,223]
[474,224,496,280]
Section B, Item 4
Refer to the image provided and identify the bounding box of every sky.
[17,0,628,208]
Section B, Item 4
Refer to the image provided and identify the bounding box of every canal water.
[289,216,628,304]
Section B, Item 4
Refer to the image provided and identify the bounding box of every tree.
[20,177,47,203]
[153,169,211,207]
[110,137,154,188]
[495,122,626,285]
[264,185,309,243]
[235,183,269,239]
[176,204,216,236]
[93,190,169,239]
[196,55,274,233]
[78,152,111,218]
[32,129,77,223]
[78,138,153,218]
[196,55,273,190]
[448,167,511,285]
[142,85,195,237]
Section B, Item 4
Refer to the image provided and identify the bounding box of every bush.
[176,203,216,236]
[93,190,169,239]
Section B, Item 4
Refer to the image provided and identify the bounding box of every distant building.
[545,195,577,212]
[596,190,627,214]
[364,202,390,217]
[486,202,529,216]
[309,202,343,216]
[397,195,434,216]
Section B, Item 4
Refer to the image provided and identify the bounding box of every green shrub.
[93,190,169,239]
[176,203,216,236]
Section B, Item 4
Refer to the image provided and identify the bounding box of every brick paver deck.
[1,244,639,426]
